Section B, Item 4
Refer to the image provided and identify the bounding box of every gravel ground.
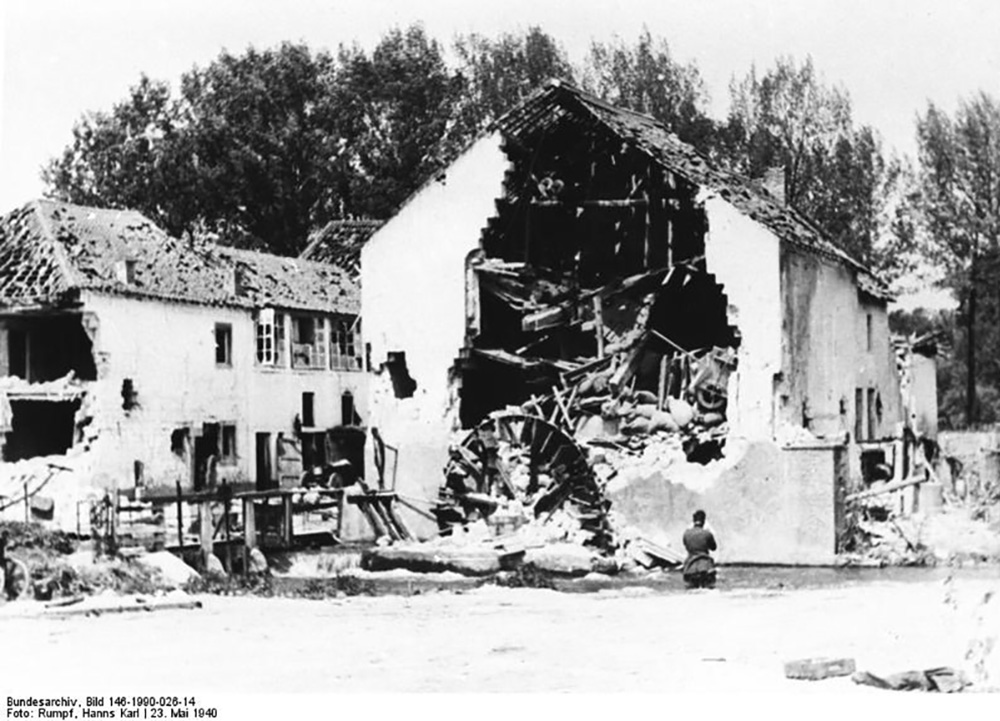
[3,573,998,696]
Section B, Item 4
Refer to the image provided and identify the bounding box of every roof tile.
[0,200,358,314]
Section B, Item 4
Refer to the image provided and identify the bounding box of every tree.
[453,27,575,136]
[807,127,881,261]
[42,75,184,232]
[915,93,1000,426]
[333,25,466,219]
[726,57,852,203]
[176,42,344,254]
[583,29,716,152]
[45,43,345,255]
[723,56,900,265]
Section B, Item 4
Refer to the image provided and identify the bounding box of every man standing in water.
[682,509,718,589]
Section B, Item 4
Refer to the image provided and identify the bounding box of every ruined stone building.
[0,200,365,529]
[361,82,906,563]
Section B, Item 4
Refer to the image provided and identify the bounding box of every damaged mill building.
[0,82,933,569]
[0,200,368,545]
[361,81,923,566]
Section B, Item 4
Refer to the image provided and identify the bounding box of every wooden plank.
[592,295,605,358]
[658,354,669,410]
[552,387,573,431]
[530,198,649,208]
[845,475,928,503]
[282,495,294,546]
[522,305,569,332]
[198,502,213,560]
[175,482,184,549]
[243,498,257,549]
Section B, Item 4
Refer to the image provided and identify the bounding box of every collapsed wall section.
[701,194,783,440]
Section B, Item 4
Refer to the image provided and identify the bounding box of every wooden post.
[666,218,673,268]
[657,355,670,410]
[175,482,184,549]
[282,494,293,547]
[23,480,29,522]
[335,491,345,540]
[643,172,651,269]
[242,496,257,575]
[592,296,605,358]
[198,500,213,569]
[223,489,232,574]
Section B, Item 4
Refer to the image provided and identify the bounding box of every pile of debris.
[429,340,735,567]
[840,489,1000,567]
[419,260,742,566]
[435,413,614,552]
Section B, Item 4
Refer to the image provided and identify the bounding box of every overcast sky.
[1,0,999,215]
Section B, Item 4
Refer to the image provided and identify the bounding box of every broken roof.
[0,200,358,314]
[491,81,889,297]
[299,219,384,276]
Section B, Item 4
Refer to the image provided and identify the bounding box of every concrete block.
[784,657,856,680]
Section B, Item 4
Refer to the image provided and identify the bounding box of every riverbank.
[3,571,998,694]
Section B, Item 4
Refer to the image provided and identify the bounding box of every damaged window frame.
[290,314,328,370]
[255,308,286,367]
[330,315,363,371]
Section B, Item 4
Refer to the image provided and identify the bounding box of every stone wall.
[607,440,843,564]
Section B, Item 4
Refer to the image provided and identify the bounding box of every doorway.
[255,432,274,490]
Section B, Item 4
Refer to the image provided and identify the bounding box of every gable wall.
[360,133,510,536]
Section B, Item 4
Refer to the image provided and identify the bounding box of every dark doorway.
[341,391,357,426]
[301,392,315,428]
[193,423,220,491]
[255,432,274,490]
[4,400,79,461]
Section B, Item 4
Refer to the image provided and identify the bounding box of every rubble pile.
[435,413,616,553]
[428,333,737,568]
[397,258,740,572]
[840,497,1000,567]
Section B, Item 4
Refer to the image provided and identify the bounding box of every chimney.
[762,166,786,206]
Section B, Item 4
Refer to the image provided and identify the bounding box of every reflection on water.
[271,557,1000,598]
[563,564,1000,595]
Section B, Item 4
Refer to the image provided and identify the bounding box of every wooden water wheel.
[441,412,614,549]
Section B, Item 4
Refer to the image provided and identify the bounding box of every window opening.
[331,317,363,371]
[302,392,315,428]
[255,309,286,366]
[221,423,237,463]
[215,323,232,366]
[291,315,328,369]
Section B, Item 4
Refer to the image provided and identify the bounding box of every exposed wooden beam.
[530,198,649,208]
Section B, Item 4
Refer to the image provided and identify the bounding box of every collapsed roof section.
[300,219,385,277]
[0,200,359,314]
[456,83,748,430]
[491,81,889,297]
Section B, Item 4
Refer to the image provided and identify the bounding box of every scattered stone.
[524,543,612,577]
[248,548,269,574]
[784,657,856,680]
[133,551,200,588]
[204,553,226,578]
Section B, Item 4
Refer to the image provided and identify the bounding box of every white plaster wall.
[361,133,510,534]
[702,195,783,440]
[81,293,366,493]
